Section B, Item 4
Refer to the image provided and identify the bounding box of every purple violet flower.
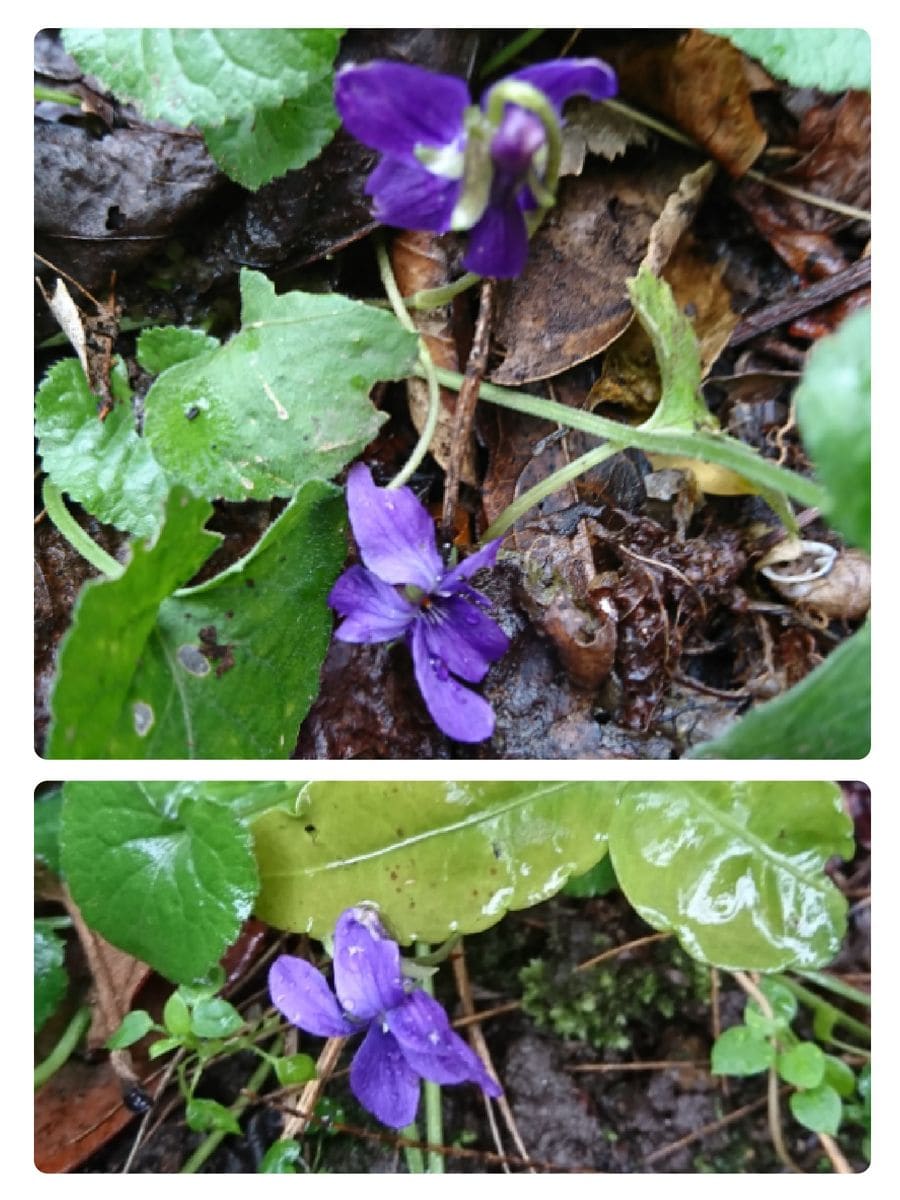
[334,56,618,278]
[328,464,509,743]
[269,906,501,1128]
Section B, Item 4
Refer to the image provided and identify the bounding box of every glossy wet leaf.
[47,482,346,759]
[186,1098,242,1136]
[60,782,259,983]
[710,1025,773,1076]
[608,782,853,970]
[711,29,870,92]
[34,920,68,1032]
[106,1010,154,1050]
[689,619,870,759]
[252,781,617,944]
[63,29,343,128]
[35,358,170,538]
[789,1083,842,1135]
[562,855,618,898]
[143,270,419,501]
[203,78,340,190]
[259,1138,302,1173]
[190,997,244,1038]
[274,1054,317,1087]
[795,307,870,552]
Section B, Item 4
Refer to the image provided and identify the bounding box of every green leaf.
[789,1083,843,1135]
[795,307,870,551]
[710,29,870,92]
[143,271,419,501]
[34,920,68,1032]
[744,978,797,1034]
[47,481,346,759]
[136,326,221,375]
[259,1138,301,1173]
[63,29,343,128]
[628,267,716,435]
[46,487,220,758]
[778,1042,826,1089]
[688,619,870,759]
[824,1055,857,1099]
[163,991,192,1037]
[60,781,259,983]
[186,1097,242,1136]
[608,782,853,970]
[35,358,170,538]
[274,1054,317,1087]
[190,997,244,1038]
[106,1010,155,1049]
[711,1026,774,1076]
[203,78,340,190]
[35,790,64,876]
[253,781,617,944]
[562,854,618,898]
[148,1035,183,1060]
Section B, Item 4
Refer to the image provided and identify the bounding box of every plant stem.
[400,1124,425,1173]
[180,1039,279,1174]
[405,272,481,311]
[425,365,824,509]
[35,85,82,106]
[34,1005,91,1089]
[42,479,124,579]
[792,970,871,1009]
[483,442,619,541]
[772,975,871,1042]
[416,942,445,1174]
[479,29,546,78]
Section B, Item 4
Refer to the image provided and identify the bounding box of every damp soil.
[68,865,870,1175]
[34,28,871,760]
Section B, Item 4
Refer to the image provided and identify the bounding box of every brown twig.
[441,279,494,535]
[729,259,871,347]
[641,1092,777,1165]
[569,1059,709,1073]
[574,932,672,974]
[281,1036,347,1140]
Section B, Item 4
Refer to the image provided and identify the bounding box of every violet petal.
[463,200,529,279]
[346,463,443,592]
[268,955,353,1038]
[409,621,496,742]
[332,907,407,1022]
[490,106,546,176]
[505,58,618,113]
[350,1022,421,1129]
[365,157,461,233]
[439,538,503,592]
[329,565,415,644]
[387,990,503,1094]
[335,61,469,159]
[421,597,509,683]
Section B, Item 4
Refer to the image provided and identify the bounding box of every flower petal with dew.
[269,906,501,1129]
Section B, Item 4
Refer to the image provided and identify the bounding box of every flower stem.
[34,1005,91,1089]
[42,479,124,579]
[483,442,620,541]
[416,941,445,1174]
[405,272,482,311]
[375,238,443,490]
[180,1038,280,1174]
[771,974,871,1043]
[35,85,83,106]
[401,1124,425,1173]
[485,80,562,204]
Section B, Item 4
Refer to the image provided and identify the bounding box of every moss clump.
[519,938,710,1052]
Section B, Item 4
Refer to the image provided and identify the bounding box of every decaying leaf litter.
[34,29,870,758]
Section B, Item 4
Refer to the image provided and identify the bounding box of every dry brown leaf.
[559,99,651,176]
[390,231,476,485]
[490,148,709,385]
[613,30,768,177]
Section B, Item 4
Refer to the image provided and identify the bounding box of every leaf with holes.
[47,482,345,759]
[142,270,420,501]
[252,780,617,943]
[60,782,259,983]
[608,782,853,970]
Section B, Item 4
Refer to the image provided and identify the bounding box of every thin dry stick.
[818,1132,853,1175]
[642,1092,777,1166]
[450,941,535,1172]
[569,1059,708,1073]
[733,971,803,1174]
[441,279,494,535]
[281,1036,347,1140]
[574,932,672,973]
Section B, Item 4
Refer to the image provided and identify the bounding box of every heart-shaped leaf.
[252,781,617,944]
[608,781,853,970]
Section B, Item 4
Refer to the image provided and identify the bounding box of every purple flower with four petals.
[269,906,501,1128]
[334,56,618,278]
[328,464,509,743]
